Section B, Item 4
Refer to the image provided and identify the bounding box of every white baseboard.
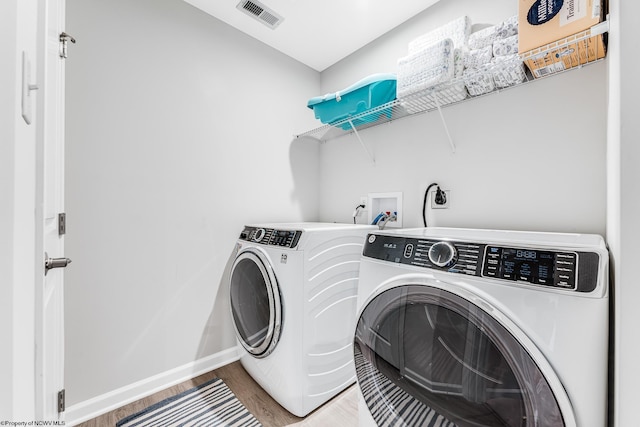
[65,346,241,426]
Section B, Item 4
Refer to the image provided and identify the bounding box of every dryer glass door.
[229,250,282,358]
[354,285,565,427]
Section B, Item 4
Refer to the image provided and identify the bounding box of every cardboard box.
[522,30,606,78]
[518,0,603,53]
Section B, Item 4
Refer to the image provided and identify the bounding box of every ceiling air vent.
[236,0,284,29]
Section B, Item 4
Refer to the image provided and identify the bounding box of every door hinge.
[58,389,65,413]
[58,213,66,235]
[59,32,76,59]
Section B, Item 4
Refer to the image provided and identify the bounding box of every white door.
[35,0,68,420]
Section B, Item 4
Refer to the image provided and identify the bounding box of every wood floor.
[77,361,359,426]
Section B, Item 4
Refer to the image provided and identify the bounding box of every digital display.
[515,249,537,259]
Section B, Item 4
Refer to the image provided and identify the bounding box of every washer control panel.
[364,234,601,293]
[239,226,302,248]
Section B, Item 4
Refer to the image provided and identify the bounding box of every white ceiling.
[183,0,440,72]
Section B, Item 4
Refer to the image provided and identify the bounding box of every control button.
[485,270,497,277]
[404,244,414,258]
[557,253,576,259]
[487,259,498,265]
[428,241,457,268]
[518,275,531,282]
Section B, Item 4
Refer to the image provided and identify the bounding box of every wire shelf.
[296,20,608,143]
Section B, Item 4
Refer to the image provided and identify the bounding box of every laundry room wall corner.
[289,137,321,222]
[607,0,640,425]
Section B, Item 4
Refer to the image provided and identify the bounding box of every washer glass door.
[354,285,565,427]
[229,250,282,358]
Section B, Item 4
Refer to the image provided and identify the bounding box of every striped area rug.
[355,349,456,427]
[116,378,262,427]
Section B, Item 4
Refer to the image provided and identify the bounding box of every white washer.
[229,222,376,417]
[354,227,609,427]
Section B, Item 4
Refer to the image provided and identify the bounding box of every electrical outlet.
[354,196,368,218]
[431,190,450,209]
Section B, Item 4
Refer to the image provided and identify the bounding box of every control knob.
[428,241,457,268]
[253,228,266,242]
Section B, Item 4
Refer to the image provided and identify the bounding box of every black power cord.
[422,183,439,227]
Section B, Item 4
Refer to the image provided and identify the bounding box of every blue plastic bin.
[307,73,397,130]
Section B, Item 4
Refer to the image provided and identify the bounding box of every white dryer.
[229,222,375,417]
[354,227,609,427]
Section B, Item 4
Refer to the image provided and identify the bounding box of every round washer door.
[354,282,574,427]
[229,249,282,358]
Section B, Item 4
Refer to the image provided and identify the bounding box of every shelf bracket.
[347,119,375,164]
[433,92,456,153]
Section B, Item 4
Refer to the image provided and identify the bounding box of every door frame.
[1,0,67,420]
[34,0,67,420]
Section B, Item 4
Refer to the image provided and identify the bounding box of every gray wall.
[65,0,320,406]
[317,0,607,235]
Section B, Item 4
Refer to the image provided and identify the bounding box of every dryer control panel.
[363,234,600,293]
[363,234,483,276]
[240,226,302,248]
[482,246,576,289]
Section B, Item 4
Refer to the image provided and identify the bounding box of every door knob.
[45,252,72,275]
